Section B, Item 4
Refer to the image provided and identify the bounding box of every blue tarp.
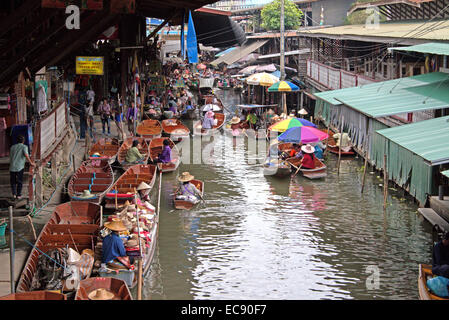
[187,10,199,64]
[216,47,236,57]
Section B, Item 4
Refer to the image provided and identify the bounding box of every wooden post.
[100,206,103,227]
[337,118,343,176]
[324,123,330,156]
[383,154,388,209]
[51,152,57,187]
[9,206,14,294]
[72,154,76,174]
[115,187,118,210]
[361,151,368,194]
[137,258,143,300]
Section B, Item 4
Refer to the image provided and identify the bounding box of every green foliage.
[261,0,304,31]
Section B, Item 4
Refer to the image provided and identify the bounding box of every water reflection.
[143,90,433,300]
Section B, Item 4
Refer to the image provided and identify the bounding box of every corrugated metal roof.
[390,42,449,56]
[298,20,449,41]
[210,40,268,66]
[258,48,310,59]
[313,72,449,117]
[376,115,449,165]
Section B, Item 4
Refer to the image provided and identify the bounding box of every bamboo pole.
[361,151,368,194]
[115,187,118,210]
[337,118,343,176]
[26,215,37,241]
[72,154,76,174]
[100,206,103,227]
[9,206,15,294]
[133,188,143,300]
[383,154,388,210]
[324,123,330,157]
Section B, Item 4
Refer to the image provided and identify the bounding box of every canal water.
[141,89,434,300]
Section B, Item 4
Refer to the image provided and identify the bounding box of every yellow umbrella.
[246,72,279,87]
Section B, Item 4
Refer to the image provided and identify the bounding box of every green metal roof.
[442,170,449,178]
[376,116,449,166]
[313,72,449,117]
[389,43,449,56]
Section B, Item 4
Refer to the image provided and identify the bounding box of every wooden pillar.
[51,152,57,187]
[35,165,43,208]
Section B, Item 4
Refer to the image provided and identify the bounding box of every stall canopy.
[210,40,268,66]
[442,170,449,179]
[371,116,449,205]
[389,43,449,56]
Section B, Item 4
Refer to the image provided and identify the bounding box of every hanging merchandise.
[36,83,48,114]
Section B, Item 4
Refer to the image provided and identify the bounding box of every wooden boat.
[193,113,226,137]
[136,119,162,140]
[104,164,157,209]
[16,202,101,293]
[174,180,204,210]
[245,129,268,141]
[88,138,120,164]
[201,95,224,114]
[75,277,133,300]
[149,138,181,173]
[117,137,150,171]
[263,158,292,178]
[287,156,327,179]
[418,264,449,300]
[162,119,190,142]
[0,291,67,300]
[321,129,355,156]
[67,159,114,204]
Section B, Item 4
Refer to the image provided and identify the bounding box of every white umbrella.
[202,104,221,112]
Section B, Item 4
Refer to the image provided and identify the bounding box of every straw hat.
[104,220,127,232]
[119,200,131,209]
[126,239,138,247]
[298,108,308,115]
[301,144,315,154]
[78,190,95,199]
[206,110,214,118]
[88,288,115,301]
[178,172,194,183]
[137,182,151,191]
[230,116,240,124]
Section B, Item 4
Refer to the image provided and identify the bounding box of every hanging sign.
[76,56,104,75]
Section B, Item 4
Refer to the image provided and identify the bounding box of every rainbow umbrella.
[268,81,300,92]
[278,126,329,144]
[269,117,317,133]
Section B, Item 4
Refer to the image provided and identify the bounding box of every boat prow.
[418,264,449,300]
[75,277,133,300]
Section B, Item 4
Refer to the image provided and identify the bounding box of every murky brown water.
[140,89,433,300]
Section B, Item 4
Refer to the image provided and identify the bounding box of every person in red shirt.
[300,144,316,169]
[289,144,302,158]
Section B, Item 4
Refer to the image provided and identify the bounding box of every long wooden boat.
[201,95,224,114]
[67,159,114,204]
[418,264,449,300]
[88,138,120,164]
[0,291,67,300]
[173,180,204,210]
[287,156,327,179]
[321,129,355,156]
[193,113,226,137]
[16,202,101,293]
[75,277,132,300]
[149,138,181,173]
[162,119,190,142]
[263,158,292,178]
[104,164,157,209]
[98,203,159,289]
[117,137,150,171]
[136,119,162,140]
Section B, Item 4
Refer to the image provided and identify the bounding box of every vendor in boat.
[300,144,317,169]
[101,220,133,270]
[333,132,352,152]
[125,140,146,164]
[432,232,449,278]
[311,142,324,160]
[153,139,172,164]
[230,117,242,136]
[176,172,201,204]
[202,111,216,130]
[246,110,258,130]
[289,144,303,158]
[137,181,152,202]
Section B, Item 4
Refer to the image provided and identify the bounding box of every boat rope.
[9,229,68,271]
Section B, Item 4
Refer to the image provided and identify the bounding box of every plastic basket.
[0,223,7,237]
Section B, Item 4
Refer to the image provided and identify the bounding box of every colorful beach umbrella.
[278,126,329,144]
[269,117,317,133]
[268,81,300,92]
[246,72,279,86]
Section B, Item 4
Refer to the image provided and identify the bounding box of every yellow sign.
[76,56,104,75]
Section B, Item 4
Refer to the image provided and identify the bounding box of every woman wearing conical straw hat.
[176,172,201,204]
[101,219,134,270]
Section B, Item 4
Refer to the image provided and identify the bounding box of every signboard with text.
[76,56,104,75]
[42,0,103,10]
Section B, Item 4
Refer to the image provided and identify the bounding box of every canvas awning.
[210,40,268,66]
[314,72,449,118]
[258,49,311,60]
[389,42,449,56]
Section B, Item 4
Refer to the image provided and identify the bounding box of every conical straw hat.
[88,288,115,300]
[137,182,151,191]
[104,220,127,232]
[178,172,194,182]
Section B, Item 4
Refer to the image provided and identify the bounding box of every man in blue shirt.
[102,220,132,269]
